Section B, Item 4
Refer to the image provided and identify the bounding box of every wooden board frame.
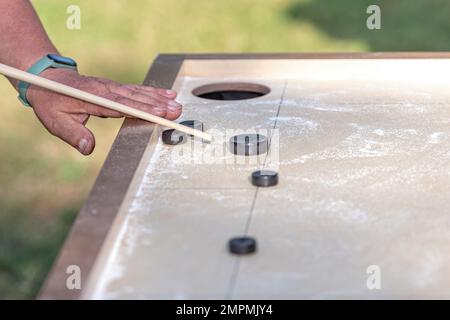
[39,52,450,299]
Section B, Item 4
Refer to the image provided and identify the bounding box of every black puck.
[180,120,204,135]
[229,134,268,155]
[162,129,186,145]
[251,170,278,187]
[229,236,257,255]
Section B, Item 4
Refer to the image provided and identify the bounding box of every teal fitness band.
[18,54,78,107]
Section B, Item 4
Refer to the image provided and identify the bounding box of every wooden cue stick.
[0,63,212,142]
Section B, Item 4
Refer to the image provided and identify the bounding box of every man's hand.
[27,68,182,155]
[0,1,182,155]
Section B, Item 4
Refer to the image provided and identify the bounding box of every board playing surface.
[41,55,450,299]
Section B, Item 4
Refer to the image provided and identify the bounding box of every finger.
[89,106,124,118]
[116,96,182,121]
[127,89,179,108]
[157,88,177,98]
[48,113,96,155]
[111,84,180,109]
[74,97,125,118]
[105,91,182,120]
[93,80,181,114]
[81,104,124,118]
[79,80,182,119]
[84,94,167,118]
[125,84,178,99]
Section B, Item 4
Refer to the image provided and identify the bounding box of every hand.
[27,68,182,155]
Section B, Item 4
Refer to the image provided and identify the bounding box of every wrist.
[27,68,80,107]
[17,53,78,107]
[19,50,60,72]
[39,67,79,80]
[12,51,60,90]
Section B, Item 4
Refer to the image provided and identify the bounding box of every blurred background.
[1,0,449,299]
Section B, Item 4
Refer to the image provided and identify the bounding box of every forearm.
[0,0,59,88]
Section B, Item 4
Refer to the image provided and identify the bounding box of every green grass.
[1,0,448,299]
[286,0,450,51]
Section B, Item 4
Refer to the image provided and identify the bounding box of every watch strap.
[18,55,77,107]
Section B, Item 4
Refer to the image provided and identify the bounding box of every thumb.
[48,114,96,155]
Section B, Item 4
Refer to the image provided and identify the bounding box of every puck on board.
[229,134,268,156]
[251,170,279,187]
[162,129,186,145]
[179,120,204,135]
[229,236,257,255]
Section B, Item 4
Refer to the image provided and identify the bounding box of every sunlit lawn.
[1,0,449,299]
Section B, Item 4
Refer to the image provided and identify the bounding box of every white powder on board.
[270,116,320,131]
[282,122,448,166]
[428,132,444,144]
[91,74,450,299]
[413,248,443,288]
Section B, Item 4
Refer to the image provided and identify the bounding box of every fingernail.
[168,101,181,111]
[78,139,88,154]
[166,89,176,95]
[168,106,180,112]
